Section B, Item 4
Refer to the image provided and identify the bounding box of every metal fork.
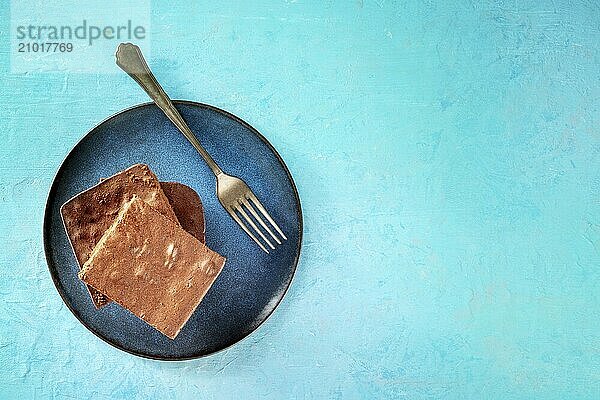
[115,43,286,253]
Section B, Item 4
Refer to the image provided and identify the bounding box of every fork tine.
[227,206,269,253]
[247,193,287,240]
[237,201,275,250]
[242,198,281,245]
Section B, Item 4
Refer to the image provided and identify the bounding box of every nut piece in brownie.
[160,182,205,243]
[79,196,226,339]
[61,164,178,308]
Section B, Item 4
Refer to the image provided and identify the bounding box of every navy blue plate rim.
[43,100,303,361]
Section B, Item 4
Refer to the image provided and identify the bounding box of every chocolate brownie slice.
[79,196,226,339]
[61,164,178,308]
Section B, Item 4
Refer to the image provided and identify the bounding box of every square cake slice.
[78,196,226,339]
[61,164,179,308]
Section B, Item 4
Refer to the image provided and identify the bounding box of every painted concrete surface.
[0,1,599,398]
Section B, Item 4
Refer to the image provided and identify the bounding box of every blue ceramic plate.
[43,101,302,360]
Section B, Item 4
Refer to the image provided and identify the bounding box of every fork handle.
[115,43,223,177]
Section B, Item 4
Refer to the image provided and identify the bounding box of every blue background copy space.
[0,1,599,399]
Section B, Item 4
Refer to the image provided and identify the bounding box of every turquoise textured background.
[1,1,599,398]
